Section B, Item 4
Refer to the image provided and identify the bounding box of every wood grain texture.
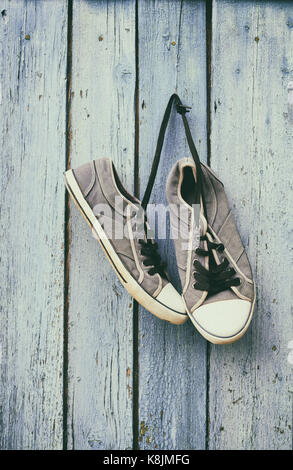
[67,0,136,449]
[0,0,67,449]
[137,0,208,450]
[208,0,293,450]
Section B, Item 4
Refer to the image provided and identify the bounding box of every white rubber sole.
[184,294,256,344]
[65,169,187,325]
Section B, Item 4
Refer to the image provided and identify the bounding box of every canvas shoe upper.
[65,158,187,324]
[166,158,255,343]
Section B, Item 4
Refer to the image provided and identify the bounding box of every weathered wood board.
[66,0,136,450]
[137,0,208,450]
[208,0,293,450]
[0,0,67,449]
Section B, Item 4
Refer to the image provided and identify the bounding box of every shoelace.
[143,93,240,294]
[193,233,240,295]
[138,238,167,277]
[138,96,194,280]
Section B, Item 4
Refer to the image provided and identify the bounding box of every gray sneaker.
[65,158,187,324]
[166,158,255,343]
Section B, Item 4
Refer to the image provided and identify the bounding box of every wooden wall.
[0,0,292,450]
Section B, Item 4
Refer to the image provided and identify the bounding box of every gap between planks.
[205,0,213,451]
[132,0,140,451]
[63,0,73,451]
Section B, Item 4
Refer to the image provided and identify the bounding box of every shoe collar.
[95,158,140,217]
[167,158,207,235]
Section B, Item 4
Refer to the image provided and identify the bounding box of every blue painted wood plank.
[0,0,67,449]
[67,0,136,449]
[137,0,208,450]
[209,0,293,450]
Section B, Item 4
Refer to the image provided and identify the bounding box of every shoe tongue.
[144,221,155,242]
[199,212,207,236]
[131,205,154,243]
[193,212,208,272]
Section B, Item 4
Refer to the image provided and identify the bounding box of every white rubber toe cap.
[156,283,187,315]
[192,299,252,340]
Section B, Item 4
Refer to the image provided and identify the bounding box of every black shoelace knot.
[192,234,240,295]
[138,239,167,278]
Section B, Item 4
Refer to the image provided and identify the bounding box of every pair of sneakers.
[65,94,255,344]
